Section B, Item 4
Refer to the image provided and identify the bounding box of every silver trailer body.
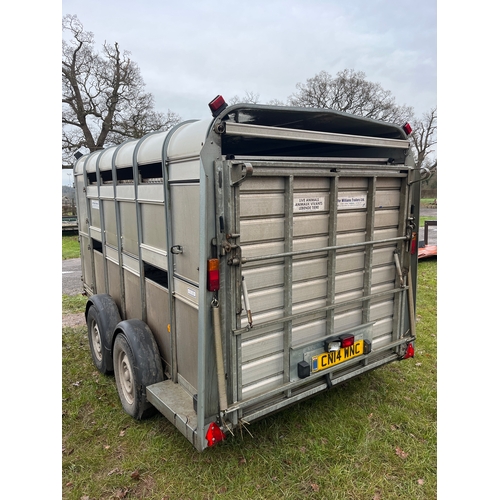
[74,101,421,452]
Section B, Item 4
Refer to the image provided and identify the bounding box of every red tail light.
[209,95,228,117]
[206,422,225,447]
[403,122,412,135]
[410,231,418,255]
[340,334,355,348]
[207,258,220,291]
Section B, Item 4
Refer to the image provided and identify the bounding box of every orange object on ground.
[418,245,437,260]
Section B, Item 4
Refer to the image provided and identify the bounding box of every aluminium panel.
[170,184,200,284]
[145,279,172,374]
[123,268,142,320]
[174,298,199,393]
[106,260,122,314]
[136,131,169,165]
[141,203,167,252]
[137,185,164,204]
[94,251,105,294]
[235,169,405,401]
[119,202,139,257]
[114,140,140,168]
[102,201,118,248]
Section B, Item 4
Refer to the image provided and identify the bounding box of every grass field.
[62,260,437,499]
[63,234,80,259]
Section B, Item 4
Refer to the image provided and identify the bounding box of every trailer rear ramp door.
[217,155,414,424]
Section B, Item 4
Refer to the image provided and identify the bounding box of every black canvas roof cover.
[217,104,410,161]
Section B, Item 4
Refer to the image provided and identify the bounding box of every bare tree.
[288,69,414,125]
[289,69,437,176]
[62,15,180,165]
[227,92,287,107]
[228,91,261,105]
[410,107,437,171]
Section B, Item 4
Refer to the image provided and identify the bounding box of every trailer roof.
[219,104,407,139]
[74,103,411,174]
[215,104,410,161]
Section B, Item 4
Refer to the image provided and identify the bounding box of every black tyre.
[112,320,164,420]
[87,305,113,374]
[86,295,121,374]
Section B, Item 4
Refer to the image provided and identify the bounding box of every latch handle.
[171,245,184,254]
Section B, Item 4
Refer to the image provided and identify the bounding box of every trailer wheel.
[87,305,113,374]
[85,295,121,374]
[112,320,164,420]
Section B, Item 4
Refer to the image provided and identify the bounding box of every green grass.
[419,216,437,228]
[63,235,81,259]
[420,198,437,208]
[62,261,437,500]
[62,294,87,314]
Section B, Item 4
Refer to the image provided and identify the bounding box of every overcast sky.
[61,0,436,184]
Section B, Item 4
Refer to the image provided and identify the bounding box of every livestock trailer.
[73,96,423,452]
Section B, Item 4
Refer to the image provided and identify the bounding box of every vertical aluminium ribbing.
[362,177,376,324]
[326,175,339,334]
[283,175,294,391]
[82,153,96,294]
[132,132,162,323]
[95,150,110,294]
[111,142,130,317]
[196,165,210,452]
[234,181,243,407]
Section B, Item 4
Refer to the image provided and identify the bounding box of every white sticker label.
[187,288,196,298]
[337,194,367,210]
[293,196,325,213]
[91,199,99,210]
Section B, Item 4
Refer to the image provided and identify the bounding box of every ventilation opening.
[139,162,163,183]
[116,167,134,184]
[100,170,113,184]
[87,172,97,184]
[92,239,103,254]
[144,262,169,289]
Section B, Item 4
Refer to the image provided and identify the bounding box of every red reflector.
[207,259,220,291]
[403,122,412,135]
[340,334,355,348]
[206,422,225,447]
[403,342,415,359]
[410,231,418,255]
[208,95,228,117]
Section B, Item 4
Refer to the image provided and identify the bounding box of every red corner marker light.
[206,422,225,447]
[403,342,415,359]
[403,122,412,135]
[209,95,228,117]
[207,259,220,291]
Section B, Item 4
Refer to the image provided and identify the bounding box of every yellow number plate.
[311,340,364,373]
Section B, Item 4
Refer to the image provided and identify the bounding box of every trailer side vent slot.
[87,172,97,184]
[144,262,169,289]
[100,170,113,184]
[116,166,134,184]
[139,162,163,183]
[92,239,103,254]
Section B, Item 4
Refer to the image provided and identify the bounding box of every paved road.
[62,258,84,295]
[419,208,437,246]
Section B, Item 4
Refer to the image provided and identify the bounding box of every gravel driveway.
[62,258,86,327]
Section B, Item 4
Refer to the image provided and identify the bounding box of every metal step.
[146,380,198,445]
